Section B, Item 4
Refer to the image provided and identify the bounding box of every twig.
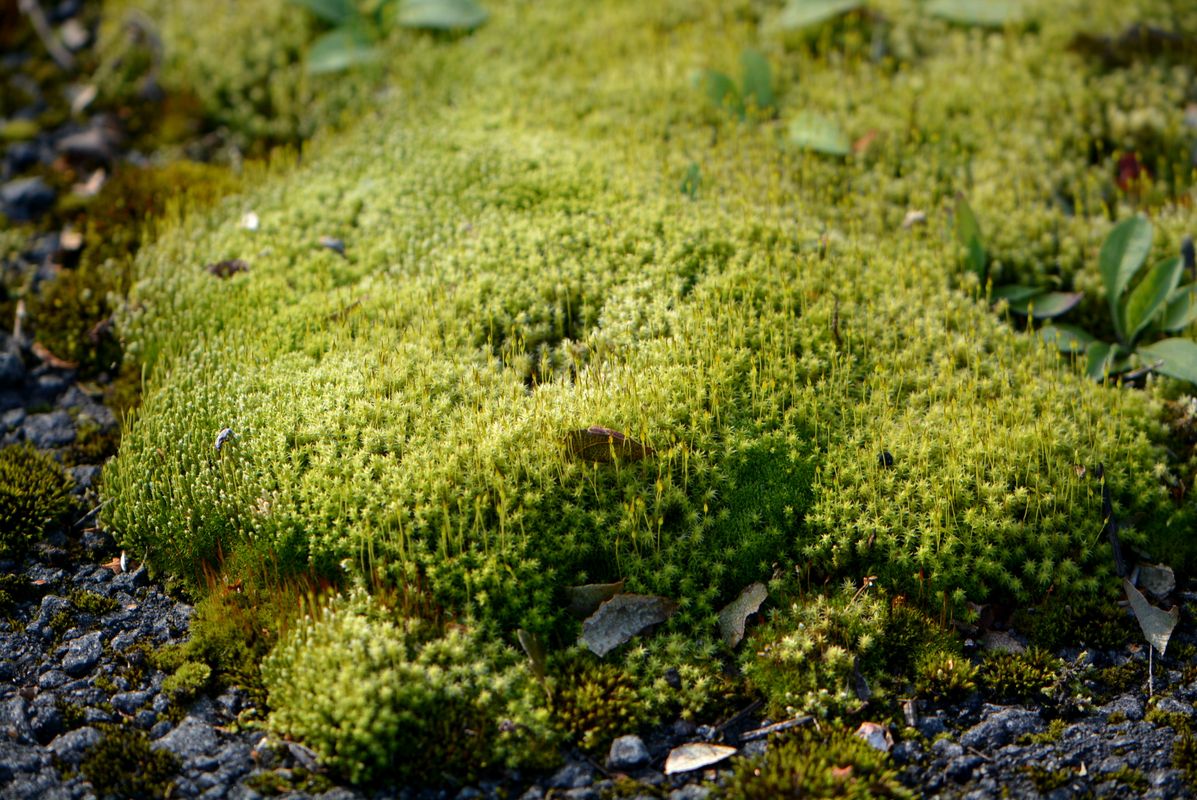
[74,497,113,526]
[714,699,763,735]
[18,0,75,71]
[741,715,814,742]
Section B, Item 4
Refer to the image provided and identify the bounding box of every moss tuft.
[79,723,181,800]
[550,652,640,753]
[262,590,556,785]
[721,727,912,799]
[68,590,119,617]
[978,647,1061,702]
[0,444,76,558]
[161,661,212,704]
[914,651,978,703]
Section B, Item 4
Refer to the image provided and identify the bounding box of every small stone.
[548,761,594,789]
[0,177,55,222]
[669,787,712,800]
[892,740,922,764]
[917,716,946,738]
[153,716,218,760]
[2,407,25,431]
[930,738,963,760]
[607,734,651,771]
[58,18,89,50]
[960,707,1041,750]
[56,126,115,165]
[854,721,893,752]
[564,789,599,800]
[21,411,76,448]
[48,726,100,767]
[1101,694,1145,722]
[62,632,102,676]
[945,754,984,782]
[111,690,151,715]
[0,352,23,386]
[1138,564,1175,599]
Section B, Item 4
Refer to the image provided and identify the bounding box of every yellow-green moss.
[78,724,180,800]
[550,652,640,753]
[0,444,76,558]
[721,727,912,799]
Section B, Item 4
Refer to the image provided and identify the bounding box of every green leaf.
[1011,291,1084,320]
[396,0,488,30]
[1124,256,1182,344]
[1161,282,1197,332]
[1099,215,1153,342]
[305,29,381,74]
[775,0,864,31]
[1137,338,1197,385]
[1086,341,1123,381]
[680,162,701,200]
[290,0,357,25]
[954,196,986,282]
[740,49,774,113]
[788,112,850,156]
[991,284,1041,303]
[1039,324,1095,355]
[702,70,743,118]
[926,0,1024,27]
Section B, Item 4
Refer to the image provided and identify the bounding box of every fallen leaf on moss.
[580,593,677,657]
[566,427,653,463]
[717,581,767,648]
[854,722,893,752]
[664,742,737,775]
[1123,578,1178,656]
[516,628,546,682]
[31,342,79,369]
[206,259,249,279]
[566,579,625,619]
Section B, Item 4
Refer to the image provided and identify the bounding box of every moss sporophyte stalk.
[96,0,1197,785]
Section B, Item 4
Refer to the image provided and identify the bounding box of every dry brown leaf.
[1123,578,1178,656]
[717,582,768,648]
[580,593,677,657]
[663,743,736,775]
[565,426,653,463]
[31,342,80,370]
[206,259,249,279]
[566,579,625,619]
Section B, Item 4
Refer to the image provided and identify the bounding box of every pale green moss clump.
[0,444,76,558]
[99,0,1197,782]
[261,591,555,785]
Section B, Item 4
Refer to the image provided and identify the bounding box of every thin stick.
[18,0,75,71]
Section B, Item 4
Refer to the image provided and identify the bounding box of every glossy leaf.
[1099,215,1153,341]
[290,0,356,24]
[565,426,653,463]
[1009,291,1084,320]
[1161,283,1197,331]
[1086,341,1120,381]
[926,0,1023,26]
[1137,338,1197,385]
[740,49,774,112]
[306,29,381,74]
[954,196,986,282]
[1039,324,1095,355]
[1125,256,1182,344]
[775,0,863,30]
[1123,579,1178,656]
[702,70,742,118]
[396,0,488,30]
[789,112,850,156]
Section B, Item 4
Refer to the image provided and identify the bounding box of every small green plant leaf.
[1099,215,1153,342]
[1124,256,1182,344]
[702,70,743,118]
[991,284,1041,304]
[740,49,774,113]
[290,0,357,25]
[396,0,488,30]
[680,162,701,199]
[1161,282,1197,332]
[306,29,381,74]
[954,196,986,283]
[1123,578,1178,656]
[1039,324,1095,354]
[1086,341,1121,381]
[717,582,768,649]
[775,0,864,31]
[926,0,1023,26]
[1137,338,1197,385]
[580,593,678,657]
[788,112,850,156]
[1010,291,1084,320]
